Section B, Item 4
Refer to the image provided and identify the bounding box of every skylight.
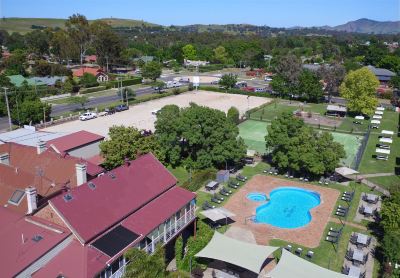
[109,172,116,179]
[88,182,96,190]
[32,235,43,242]
[63,193,73,202]
[8,189,25,205]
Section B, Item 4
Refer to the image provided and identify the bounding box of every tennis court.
[239,120,362,166]
[238,120,268,154]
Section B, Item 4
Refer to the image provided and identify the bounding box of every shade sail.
[335,167,358,177]
[200,207,236,222]
[376,148,390,155]
[373,115,382,119]
[379,138,393,144]
[195,232,278,274]
[375,111,384,115]
[376,107,385,111]
[381,130,394,136]
[267,249,348,278]
[371,120,381,124]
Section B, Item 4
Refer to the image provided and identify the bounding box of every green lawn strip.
[366,175,400,191]
[270,222,370,273]
[167,166,190,186]
[358,110,399,174]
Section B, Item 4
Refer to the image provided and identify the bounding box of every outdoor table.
[367,194,378,202]
[348,265,361,277]
[356,233,368,245]
[352,249,364,263]
[363,206,373,215]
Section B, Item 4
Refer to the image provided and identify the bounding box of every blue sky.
[1,0,399,27]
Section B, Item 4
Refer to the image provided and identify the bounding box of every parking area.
[43,90,271,137]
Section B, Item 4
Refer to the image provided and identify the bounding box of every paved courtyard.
[43,91,271,137]
[224,175,340,248]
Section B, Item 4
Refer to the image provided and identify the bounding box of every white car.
[79,112,97,121]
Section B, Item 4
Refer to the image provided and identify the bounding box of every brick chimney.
[0,153,10,165]
[76,163,87,186]
[36,140,47,155]
[25,186,37,214]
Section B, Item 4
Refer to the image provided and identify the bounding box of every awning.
[376,107,385,111]
[379,138,393,144]
[335,167,358,177]
[371,120,380,124]
[382,130,394,136]
[375,111,383,115]
[376,148,390,155]
[195,232,278,274]
[372,115,382,119]
[354,116,364,120]
[267,249,348,278]
[200,207,236,222]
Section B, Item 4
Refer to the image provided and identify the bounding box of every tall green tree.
[80,72,98,88]
[141,61,162,81]
[219,74,237,90]
[227,106,240,124]
[378,55,400,74]
[4,49,26,76]
[182,44,197,60]
[213,46,228,64]
[100,126,165,169]
[68,96,89,110]
[11,99,51,126]
[340,67,379,115]
[297,70,324,102]
[318,63,346,98]
[124,246,166,278]
[65,14,91,65]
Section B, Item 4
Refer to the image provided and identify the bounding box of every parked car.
[264,76,273,82]
[115,104,129,112]
[254,87,267,93]
[79,112,97,121]
[98,111,108,117]
[211,78,221,85]
[166,81,182,88]
[105,107,116,115]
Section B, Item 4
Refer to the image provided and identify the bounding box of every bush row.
[106,77,143,88]
[79,86,107,94]
[199,85,272,98]
[180,168,217,192]
[198,64,225,72]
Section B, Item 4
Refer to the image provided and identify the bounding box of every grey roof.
[30,76,67,86]
[133,56,154,63]
[0,126,68,147]
[327,105,347,113]
[367,65,396,77]
[268,249,348,278]
[195,232,278,274]
[200,207,236,222]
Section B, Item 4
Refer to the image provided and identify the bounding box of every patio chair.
[223,186,232,194]
[228,182,238,189]
[326,236,338,243]
[363,253,369,264]
[366,237,372,246]
[263,167,270,173]
[328,231,340,237]
[295,248,302,256]
[345,249,354,261]
[211,196,221,204]
[306,250,314,260]
[284,244,292,252]
[229,180,240,187]
[319,177,324,184]
[219,189,229,196]
[358,205,365,214]
[350,235,358,245]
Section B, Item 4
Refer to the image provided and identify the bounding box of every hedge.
[107,77,143,88]
[199,85,273,98]
[180,168,217,192]
[198,64,225,72]
[79,86,107,94]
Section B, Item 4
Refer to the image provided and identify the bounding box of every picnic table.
[352,249,364,263]
[356,233,368,245]
[348,265,361,277]
[363,206,373,215]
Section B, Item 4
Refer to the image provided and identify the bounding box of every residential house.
[72,67,109,83]
[133,56,155,64]
[6,153,196,277]
[30,76,67,86]
[367,65,396,87]
[0,125,67,146]
[85,55,97,63]
[184,59,209,67]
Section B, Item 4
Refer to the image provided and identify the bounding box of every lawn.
[167,166,190,186]
[330,132,363,168]
[367,175,400,191]
[238,120,269,154]
[358,110,400,174]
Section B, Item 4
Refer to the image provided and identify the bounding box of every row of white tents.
[376,129,394,160]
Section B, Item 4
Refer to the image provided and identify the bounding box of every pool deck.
[224,175,339,248]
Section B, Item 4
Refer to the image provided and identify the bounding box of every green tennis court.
[239,120,362,165]
[238,120,269,154]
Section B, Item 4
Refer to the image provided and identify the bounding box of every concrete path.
[345,173,390,196]
[360,179,390,197]
[329,217,368,231]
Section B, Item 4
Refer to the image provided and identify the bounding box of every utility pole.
[43,106,46,128]
[3,87,12,131]
[125,88,129,107]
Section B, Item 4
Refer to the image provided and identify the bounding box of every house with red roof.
[10,153,197,277]
[85,55,97,63]
[72,67,109,83]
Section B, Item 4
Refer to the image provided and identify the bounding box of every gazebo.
[267,249,348,278]
[195,232,278,274]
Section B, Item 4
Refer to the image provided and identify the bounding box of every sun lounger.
[284,245,292,252]
[263,168,270,173]
[219,189,229,196]
[211,197,221,204]
[204,201,215,209]
[295,248,302,256]
[236,174,247,182]
[306,250,314,259]
[330,227,341,233]
[319,177,324,184]
[214,194,224,201]
[228,182,238,189]
[223,186,232,194]
[326,236,338,243]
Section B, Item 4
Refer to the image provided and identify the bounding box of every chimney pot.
[0,153,10,165]
[25,186,37,214]
[76,163,87,186]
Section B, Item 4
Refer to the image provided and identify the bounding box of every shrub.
[379,90,393,100]
[173,88,181,95]
[107,77,143,88]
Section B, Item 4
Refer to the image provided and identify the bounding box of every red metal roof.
[122,186,196,236]
[0,207,70,277]
[72,67,105,78]
[87,154,105,166]
[47,130,104,154]
[32,239,109,278]
[50,153,177,243]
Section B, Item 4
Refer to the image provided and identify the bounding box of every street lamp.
[3,87,12,131]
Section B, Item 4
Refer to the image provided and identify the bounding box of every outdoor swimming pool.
[250,187,321,229]
[247,192,268,202]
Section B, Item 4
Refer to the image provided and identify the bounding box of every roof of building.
[122,186,195,235]
[367,65,396,77]
[0,126,68,147]
[72,67,106,78]
[32,239,109,278]
[87,154,105,166]
[0,143,103,197]
[133,56,154,63]
[7,75,46,87]
[84,55,97,62]
[327,105,347,113]
[30,76,67,86]
[49,153,177,243]
[0,207,71,278]
[47,130,104,154]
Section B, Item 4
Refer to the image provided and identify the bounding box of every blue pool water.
[247,192,268,202]
[252,187,321,229]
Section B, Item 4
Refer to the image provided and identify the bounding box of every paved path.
[346,173,391,197]
[355,173,395,178]
[360,179,390,197]
[329,217,368,231]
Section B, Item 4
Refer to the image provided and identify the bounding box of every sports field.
[238,120,362,166]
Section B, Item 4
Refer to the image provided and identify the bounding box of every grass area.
[330,132,363,168]
[367,175,400,191]
[168,166,190,186]
[238,120,269,154]
[358,110,399,174]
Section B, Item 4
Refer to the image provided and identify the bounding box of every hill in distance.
[0,17,158,33]
[328,18,400,34]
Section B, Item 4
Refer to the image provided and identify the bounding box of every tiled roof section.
[50,153,177,243]
[0,143,103,197]
[0,207,70,278]
[122,186,196,236]
[72,67,105,78]
[32,239,109,278]
[47,130,104,154]
[367,65,396,77]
